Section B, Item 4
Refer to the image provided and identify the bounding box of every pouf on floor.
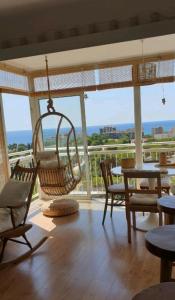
[42,199,79,217]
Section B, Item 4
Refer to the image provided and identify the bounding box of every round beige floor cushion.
[42,199,79,217]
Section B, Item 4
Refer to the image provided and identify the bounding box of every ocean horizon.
[6,119,175,145]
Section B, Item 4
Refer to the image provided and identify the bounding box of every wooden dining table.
[111,162,175,231]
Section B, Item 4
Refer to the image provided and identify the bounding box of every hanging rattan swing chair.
[32,57,81,196]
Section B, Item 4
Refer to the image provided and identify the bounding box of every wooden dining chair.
[0,160,48,268]
[124,170,162,243]
[100,158,127,225]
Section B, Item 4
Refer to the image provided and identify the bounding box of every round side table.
[145,225,175,282]
[132,282,175,300]
[158,196,175,224]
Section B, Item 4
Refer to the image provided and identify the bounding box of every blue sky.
[2,82,175,131]
[2,94,32,131]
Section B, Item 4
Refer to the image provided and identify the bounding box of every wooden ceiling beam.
[29,52,175,78]
[0,87,29,96]
[0,51,174,79]
[0,62,29,76]
[0,51,174,96]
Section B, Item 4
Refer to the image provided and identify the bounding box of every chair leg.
[126,208,131,243]
[0,238,8,262]
[132,212,136,230]
[102,193,109,225]
[159,211,163,226]
[110,194,114,218]
[23,234,32,250]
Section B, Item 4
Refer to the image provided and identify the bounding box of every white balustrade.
[8,142,175,196]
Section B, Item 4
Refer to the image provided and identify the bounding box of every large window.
[141,82,175,160]
[85,88,135,191]
[85,88,135,146]
[141,83,175,140]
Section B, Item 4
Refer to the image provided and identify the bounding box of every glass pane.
[39,96,87,195]
[141,83,175,162]
[85,88,135,193]
[2,93,32,169]
[2,94,32,150]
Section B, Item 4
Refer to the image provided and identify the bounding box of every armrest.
[0,202,25,209]
[7,203,25,209]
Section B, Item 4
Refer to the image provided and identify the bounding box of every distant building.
[100,126,116,135]
[169,127,175,137]
[152,126,164,136]
[124,128,135,140]
[99,126,143,140]
[153,133,169,139]
[100,126,119,138]
[121,128,144,140]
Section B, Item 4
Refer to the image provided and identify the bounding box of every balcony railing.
[8,142,175,195]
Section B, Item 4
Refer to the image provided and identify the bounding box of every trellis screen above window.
[34,70,96,92]
[0,70,29,91]
[98,65,133,87]
[157,60,175,78]
[138,59,175,83]
[0,57,175,95]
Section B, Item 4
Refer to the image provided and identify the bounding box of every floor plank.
[0,201,166,300]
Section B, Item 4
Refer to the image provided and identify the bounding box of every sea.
[6,120,175,145]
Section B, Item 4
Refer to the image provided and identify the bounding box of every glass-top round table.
[111,162,175,231]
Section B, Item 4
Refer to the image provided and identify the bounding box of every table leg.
[165,213,175,225]
[160,258,172,282]
[135,213,159,232]
[135,178,158,231]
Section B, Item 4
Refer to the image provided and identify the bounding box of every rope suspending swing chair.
[32,57,81,198]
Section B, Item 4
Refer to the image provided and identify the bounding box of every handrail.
[8,141,175,159]
[8,144,175,160]
[8,149,33,157]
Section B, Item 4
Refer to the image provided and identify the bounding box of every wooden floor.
[0,200,169,300]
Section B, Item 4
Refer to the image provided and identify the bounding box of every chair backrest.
[124,169,162,202]
[10,160,38,223]
[100,158,116,191]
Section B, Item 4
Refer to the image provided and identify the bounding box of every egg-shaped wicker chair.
[32,110,81,196]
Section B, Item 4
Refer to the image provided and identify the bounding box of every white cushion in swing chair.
[40,160,59,168]
[36,151,57,161]
[36,151,66,169]
[0,179,31,233]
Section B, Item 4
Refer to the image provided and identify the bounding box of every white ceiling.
[4,34,175,72]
